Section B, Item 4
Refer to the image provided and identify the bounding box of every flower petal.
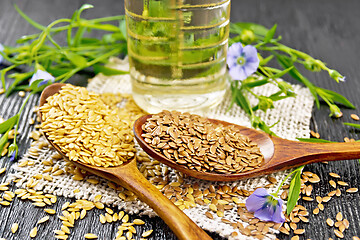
[226,54,238,69]
[271,200,285,223]
[0,43,4,64]
[229,64,247,81]
[228,42,243,58]
[245,188,269,212]
[243,60,259,77]
[29,70,55,86]
[227,43,243,68]
[254,205,276,222]
[242,45,258,60]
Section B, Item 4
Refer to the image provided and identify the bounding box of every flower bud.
[240,29,256,44]
[258,96,274,112]
[329,69,346,82]
[304,59,322,72]
[329,104,342,118]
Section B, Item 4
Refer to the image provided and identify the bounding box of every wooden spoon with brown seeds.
[39,83,212,240]
[134,114,360,181]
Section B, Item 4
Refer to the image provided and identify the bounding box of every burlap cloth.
[10,58,314,239]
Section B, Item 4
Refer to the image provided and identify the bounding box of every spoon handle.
[269,138,360,171]
[108,161,212,240]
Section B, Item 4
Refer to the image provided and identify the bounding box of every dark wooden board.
[0,0,359,239]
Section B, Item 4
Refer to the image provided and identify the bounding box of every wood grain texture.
[0,0,360,239]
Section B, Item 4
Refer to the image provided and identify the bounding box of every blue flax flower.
[9,151,16,161]
[8,143,18,161]
[29,69,55,87]
[227,43,259,81]
[246,188,285,223]
[0,43,4,64]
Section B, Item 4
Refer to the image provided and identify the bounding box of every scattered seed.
[294,229,305,235]
[142,230,153,238]
[11,223,19,233]
[329,172,340,178]
[336,189,342,197]
[310,130,320,139]
[37,216,50,224]
[205,211,214,219]
[99,214,106,224]
[328,190,336,197]
[351,114,360,121]
[318,203,324,211]
[61,225,70,234]
[84,233,98,239]
[336,212,343,221]
[279,226,289,235]
[18,91,26,98]
[299,215,309,223]
[133,219,145,225]
[30,227,37,238]
[44,208,56,214]
[302,196,314,201]
[346,188,358,193]
[326,218,334,227]
[0,201,10,206]
[0,168,6,175]
[313,208,320,215]
[322,196,332,202]
[94,202,104,209]
[305,185,313,196]
[337,181,348,186]
[339,224,346,232]
[334,229,344,238]
[329,180,336,188]
[290,222,297,230]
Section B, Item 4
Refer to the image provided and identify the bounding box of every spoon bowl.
[134,114,360,181]
[39,83,212,240]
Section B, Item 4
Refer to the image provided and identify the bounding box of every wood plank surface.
[0,0,359,239]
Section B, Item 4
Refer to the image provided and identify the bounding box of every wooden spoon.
[39,83,212,240]
[134,114,360,181]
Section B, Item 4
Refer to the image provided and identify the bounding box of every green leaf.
[230,84,252,115]
[119,20,127,40]
[93,64,129,76]
[344,122,360,129]
[0,115,19,134]
[287,170,302,215]
[275,54,320,108]
[264,24,277,43]
[14,4,46,30]
[76,4,94,22]
[242,79,269,88]
[296,138,333,143]
[230,22,269,37]
[316,87,355,109]
[80,21,120,32]
[0,131,9,154]
[5,72,34,96]
[259,55,274,66]
[63,51,88,68]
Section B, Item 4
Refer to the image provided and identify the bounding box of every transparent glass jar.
[125,0,230,113]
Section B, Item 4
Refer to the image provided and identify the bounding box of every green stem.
[274,165,304,196]
[13,92,34,146]
[1,65,17,89]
